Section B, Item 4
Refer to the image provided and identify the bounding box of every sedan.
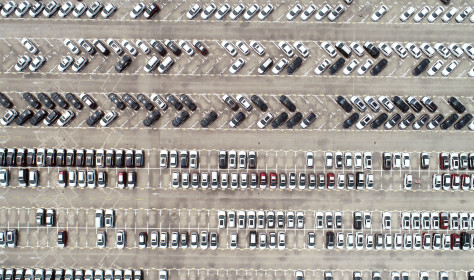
[258,4,273,20]
[286,4,302,21]
[357,59,373,75]
[371,5,388,22]
[356,114,373,130]
[215,4,230,20]
[406,43,422,59]
[21,38,38,54]
[441,60,459,76]
[321,41,337,57]
[420,43,435,57]
[293,41,309,57]
[201,3,216,19]
[29,55,46,72]
[427,60,443,76]
[15,55,31,72]
[221,41,237,56]
[391,42,407,58]
[300,4,317,21]
[343,59,358,75]
[272,58,288,74]
[244,4,259,20]
[2,1,17,17]
[314,59,330,75]
[186,3,200,19]
[413,6,430,22]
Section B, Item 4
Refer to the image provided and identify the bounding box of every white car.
[350,42,364,57]
[229,4,244,20]
[29,1,44,17]
[314,59,330,75]
[107,38,123,55]
[2,1,17,17]
[286,4,302,21]
[201,3,216,19]
[461,43,474,59]
[434,43,450,58]
[427,60,443,76]
[400,6,415,22]
[1,109,17,126]
[448,43,463,58]
[130,3,145,18]
[391,42,407,58]
[229,58,245,74]
[221,41,237,56]
[300,4,317,21]
[371,5,388,22]
[244,4,259,20]
[236,41,250,55]
[442,7,458,22]
[64,39,80,55]
[122,40,138,56]
[250,41,265,56]
[72,56,88,72]
[186,3,201,19]
[427,6,444,22]
[315,4,331,20]
[378,42,392,57]
[58,56,74,72]
[441,60,459,76]
[258,4,273,20]
[343,59,359,75]
[15,55,31,72]
[278,41,294,57]
[420,43,435,57]
[413,6,430,22]
[136,39,150,54]
[58,110,75,126]
[73,2,86,17]
[293,41,309,57]
[404,174,412,190]
[357,59,373,76]
[257,112,274,129]
[86,1,102,18]
[100,111,117,127]
[456,7,472,23]
[179,40,194,56]
[405,43,422,59]
[58,1,74,17]
[215,4,230,20]
[101,3,116,18]
[272,58,288,74]
[356,114,373,130]
[29,55,46,72]
[321,41,337,57]
[21,38,38,54]
[328,4,345,22]
[15,1,31,17]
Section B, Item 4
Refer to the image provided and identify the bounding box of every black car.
[0,92,12,108]
[412,58,430,76]
[23,92,41,109]
[151,40,166,56]
[328,58,346,75]
[447,97,466,114]
[286,112,303,128]
[363,42,380,58]
[37,93,55,109]
[427,114,444,130]
[370,113,388,129]
[392,96,409,113]
[50,92,68,109]
[179,94,197,111]
[81,93,97,109]
[108,93,126,110]
[143,111,161,127]
[286,57,303,74]
[421,97,438,113]
[200,111,218,128]
[165,40,181,55]
[440,113,459,130]
[385,113,401,129]
[222,95,239,111]
[143,3,159,19]
[115,150,124,167]
[165,94,183,110]
[454,113,473,130]
[172,111,190,127]
[342,113,359,129]
[30,109,47,125]
[353,213,362,229]
[137,94,154,111]
[218,151,227,168]
[272,112,289,128]
[336,96,352,112]
[44,110,60,126]
[370,59,387,76]
[300,112,317,128]
[406,97,423,112]
[15,109,33,125]
[66,93,83,110]
[279,95,296,112]
[122,93,139,110]
[326,232,335,249]
[250,95,268,111]
[86,110,104,127]
[115,55,132,73]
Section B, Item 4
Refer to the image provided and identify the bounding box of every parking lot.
[1,0,474,278]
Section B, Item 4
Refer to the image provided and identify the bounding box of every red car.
[117,171,126,188]
[269,172,277,188]
[192,40,208,55]
[451,174,460,189]
[259,172,267,189]
[461,174,471,190]
[57,230,67,248]
[327,173,335,189]
[451,233,461,250]
[440,212,449,229]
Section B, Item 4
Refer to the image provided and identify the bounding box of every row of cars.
[0,229,17,247]
[218,210,304,229]
[432,173,474,190]
[399,5,474,23]
[325,231,474,250]
[132,230,219,250]
[0,268,144,280]
[398,212,474,231]
[439,152,474,170]
[0,148,144,168]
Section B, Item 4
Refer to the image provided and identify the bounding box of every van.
[93,39,110,56]
[144,56,160,73]
[158,56,174,73]
[249,231,257,249]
